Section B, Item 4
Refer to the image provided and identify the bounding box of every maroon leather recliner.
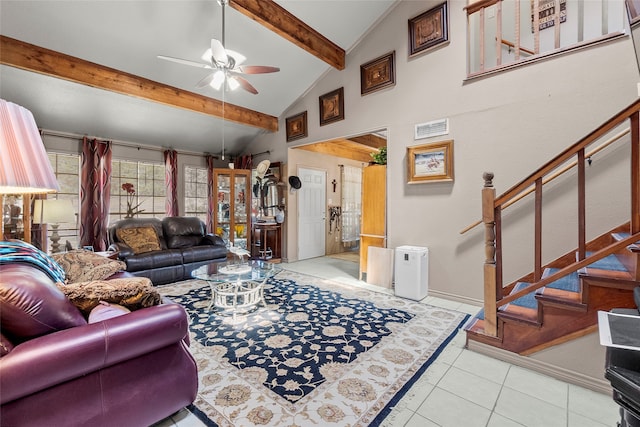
[0,263,198,427]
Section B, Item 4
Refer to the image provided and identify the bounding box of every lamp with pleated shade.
[1,99,59,242]
[0,99,59,194]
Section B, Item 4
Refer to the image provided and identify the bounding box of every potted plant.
[370,146,387,165]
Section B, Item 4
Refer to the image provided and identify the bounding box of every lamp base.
[50,224,61,254]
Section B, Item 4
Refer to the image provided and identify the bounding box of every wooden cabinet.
[1,194,30,243]
[359,164,386,279]
[213,169,251,251]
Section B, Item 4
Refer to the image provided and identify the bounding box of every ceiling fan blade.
[195,73,216,89]
[236,65,280,74]
[157,55,211,69]
[231,75,258,95]
[210,38,228,66]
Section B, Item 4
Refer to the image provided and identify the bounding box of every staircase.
[463,99,640,355]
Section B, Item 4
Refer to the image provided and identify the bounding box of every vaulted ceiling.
[0,0,396,156]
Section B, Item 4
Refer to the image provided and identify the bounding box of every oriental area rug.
[158,270,468,427]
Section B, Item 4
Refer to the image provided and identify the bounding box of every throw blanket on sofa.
[0,240,65,283]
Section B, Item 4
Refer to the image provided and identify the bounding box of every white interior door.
[298,167,326,260]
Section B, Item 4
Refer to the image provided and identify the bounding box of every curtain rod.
[39,129,212,158]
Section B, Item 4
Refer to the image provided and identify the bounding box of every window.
[467,0,627,76]
[184,165,208,224]
[46,153,80,249]
[110,160,165,221]
[341,165,362,246]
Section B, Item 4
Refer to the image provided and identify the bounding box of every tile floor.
[154,256,621,427]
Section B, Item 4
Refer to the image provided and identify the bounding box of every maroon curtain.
[206,154,216,233]
[234,155,252,170]
[80,137,112,251]
[164,149,179,217]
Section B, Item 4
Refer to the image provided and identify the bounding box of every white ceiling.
[0,0,397,156]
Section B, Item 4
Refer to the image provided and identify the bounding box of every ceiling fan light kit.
[157,0,279,95]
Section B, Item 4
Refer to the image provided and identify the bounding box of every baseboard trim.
[429,289,483,306]
[466,340,612,395]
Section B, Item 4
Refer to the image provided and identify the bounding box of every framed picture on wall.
[360,51,396,95]
[285,111,308,142]
[319,87,344,126]
[408,2,449,57]
[627,0,640,25]
[407,140,454,184]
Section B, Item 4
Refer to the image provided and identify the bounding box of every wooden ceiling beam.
[230,0,345,70]
[295,139,376,163]
[0,35,278,132]
[348,134,387,149]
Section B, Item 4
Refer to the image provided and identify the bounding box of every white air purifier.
[394,245,428,301]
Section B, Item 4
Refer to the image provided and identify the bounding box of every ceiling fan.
[157,0,279,95]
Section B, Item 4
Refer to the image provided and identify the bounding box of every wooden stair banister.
[478,98,640,339]
[496,100,640,206]
[460,128,630,235]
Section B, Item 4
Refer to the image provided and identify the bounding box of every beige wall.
[252,0,639,303]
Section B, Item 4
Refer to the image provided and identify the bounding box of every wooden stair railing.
[460,128,630,235]
[476,98,640,337]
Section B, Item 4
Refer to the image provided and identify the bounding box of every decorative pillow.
[0,240,66,283]
[88,301,131,323]
[116,227,161,254]
[52,250,126,283]
[56,277,162,315]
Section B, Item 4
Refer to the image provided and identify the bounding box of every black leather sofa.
[108,216,227,285]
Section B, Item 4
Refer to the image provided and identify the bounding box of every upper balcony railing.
[466,0,627,77]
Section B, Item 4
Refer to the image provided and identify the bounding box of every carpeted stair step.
[581,252,629,272]
[611,232,640,279]
[465,254,630,335]
[579,251,634,282]
[612,232,640,252]
[497,282,540,325]
[535,268,584,309]
[462,308,486,335]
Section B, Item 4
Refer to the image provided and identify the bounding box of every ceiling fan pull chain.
[221,0,226,54]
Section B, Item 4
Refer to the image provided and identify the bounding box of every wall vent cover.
[415,118,449,140]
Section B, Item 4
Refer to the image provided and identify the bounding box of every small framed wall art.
[319,87,344,126]
[408,2,449,57]
[360,51,396,95]
[285,111,308,142]
[407,140,454,184]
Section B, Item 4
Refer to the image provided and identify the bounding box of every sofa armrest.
[201,233,225,247]
[0,303,190,404]
[109,242,134,258]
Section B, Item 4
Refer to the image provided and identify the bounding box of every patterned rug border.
[161,271,469,427]
[370,314,468,426]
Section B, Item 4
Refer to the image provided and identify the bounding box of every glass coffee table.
[191,260,281,316]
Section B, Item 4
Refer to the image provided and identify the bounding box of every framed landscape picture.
[407,140,454,184]
[285,111,308,142]
[319,87,344,126]
[408,2,449,57]
[360,51,396,95]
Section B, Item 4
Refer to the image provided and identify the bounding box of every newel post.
[482,172,498,336]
